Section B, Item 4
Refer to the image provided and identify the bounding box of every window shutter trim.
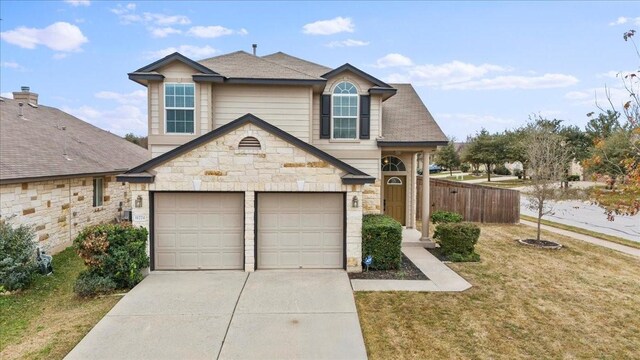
[320,94,331,139]
[359,95,371,139]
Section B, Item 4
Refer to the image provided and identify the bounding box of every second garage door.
[257,193,344,269]
[154,192,244,270]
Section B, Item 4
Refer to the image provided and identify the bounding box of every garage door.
[154,192,244,270]
[257,193,343,269]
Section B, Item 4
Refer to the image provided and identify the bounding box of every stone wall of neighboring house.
[0,176,130,254]
[129,122,364,272]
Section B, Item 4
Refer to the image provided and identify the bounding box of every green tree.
[462,129,507,181]
[435,138,461,176]
[124,133,148,149]
[585,110,621,143]
[503,128,529,178]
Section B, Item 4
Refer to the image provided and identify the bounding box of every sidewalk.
[520,219,640,258]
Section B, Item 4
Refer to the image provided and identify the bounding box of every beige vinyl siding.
[199,83,210,134]
[151,145,178,158]
[150,83,160,135]
[341,158,380,179]
[212,84,311,142]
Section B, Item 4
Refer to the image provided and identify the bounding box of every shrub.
[0,220,38,291]
[433,222,481,262]
[567,174,580,181]
[493,165,511,175]
[460,163,471,173]
[362,214,402,270]
[514,169,523,179]
[74,271,116,297]
[431,210,463,224]
[74,223,149,296]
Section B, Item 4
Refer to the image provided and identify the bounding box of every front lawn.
[0,248,121,359]
[355,224,640,359]
[480,179,532,188]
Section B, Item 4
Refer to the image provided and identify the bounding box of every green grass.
[0,247,121,359]
[480,179,532,188]
[520,214,640,250]
[440,174,483,181]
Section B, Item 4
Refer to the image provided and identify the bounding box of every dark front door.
[384,176,406,225]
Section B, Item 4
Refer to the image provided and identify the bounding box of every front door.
[384,176,406,225]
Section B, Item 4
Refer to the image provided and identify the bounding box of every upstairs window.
[332,81,358,139]
[165,83,195,134]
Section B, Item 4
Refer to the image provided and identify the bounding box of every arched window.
[386,177,403,185]
[332,81,358,139]
[238,136,261,149]
[381,156,406,172]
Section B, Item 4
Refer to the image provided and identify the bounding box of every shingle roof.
[261,52,332,78]
[379,84,447,145]
[199,51,323,80]
[0,97,150,183]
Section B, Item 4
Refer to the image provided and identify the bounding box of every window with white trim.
[381,156,406,171]
[387,177,403,185]
[165,83,195,134]
[93,177,104,207]
[332,81,358,139]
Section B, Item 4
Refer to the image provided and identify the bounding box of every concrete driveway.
[65,270,367,360]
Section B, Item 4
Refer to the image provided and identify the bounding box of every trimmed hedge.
[431,210,463,224]
[433,222,480,262]
[362,214,402,270]
[0,220,38,291]
[74,223,149,296]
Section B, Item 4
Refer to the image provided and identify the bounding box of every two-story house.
[118,50,447,272]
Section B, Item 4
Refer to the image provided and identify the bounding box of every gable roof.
[378,84,448,146]
[321,63,395,90]
[0,97,150,184]
[262,52,332,78]
[198,51,325,84]
[120,113,374,184]
[136,52,219,75]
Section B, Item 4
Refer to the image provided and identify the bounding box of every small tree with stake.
[525,123,571,241]
[435,138,461,176]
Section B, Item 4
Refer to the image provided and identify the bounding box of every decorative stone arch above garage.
[119,114,374,272]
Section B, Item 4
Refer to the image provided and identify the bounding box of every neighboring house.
[0,88,149,253]
[119,50,447,272]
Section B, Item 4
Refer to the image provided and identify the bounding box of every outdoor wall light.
[352,195,359,208]
[135,195,143,208]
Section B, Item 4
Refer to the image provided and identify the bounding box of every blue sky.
[1,1,638,140]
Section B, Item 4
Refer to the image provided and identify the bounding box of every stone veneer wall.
[130,123,364,272]
[0,176,130,254]
[362,181,381,215]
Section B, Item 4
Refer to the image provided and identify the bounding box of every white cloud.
[1,61,22,69]
[326,39,369,48]
[95,90,146,105]
[384,60,576,90]
[0,22,88,52]
[65,0,90,6]
[303,17,354,35]
[444,73,578,90]
[565,91,591,101]
[374,53,413,68]
[608,16,640,26]
[111,4,190,27]
[238,28,249,35]
[565,86,630,109]
[62,104,147,136]
[146,45,217,59]
[149,27,182,38]
[187,25,234,38]
[437,113,517,126]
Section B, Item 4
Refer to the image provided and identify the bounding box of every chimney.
[12,86,38,106]
[252,44,257,56]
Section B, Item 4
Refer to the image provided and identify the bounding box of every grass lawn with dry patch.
[355,224,640,359]
[0,247,121,360]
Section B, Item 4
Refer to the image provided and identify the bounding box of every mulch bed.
[348,254,428,280]
[518,239,563,249]
[426,247,448,262]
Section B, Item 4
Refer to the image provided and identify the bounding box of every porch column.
[420,151,435,247]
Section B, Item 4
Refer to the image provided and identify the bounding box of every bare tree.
[525,124,571,241]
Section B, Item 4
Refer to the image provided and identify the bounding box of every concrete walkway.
[521,219,640,258]
[66,271,366,360]
[351,228,472,292]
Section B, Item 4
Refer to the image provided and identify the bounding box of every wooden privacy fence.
[417,177,520,223]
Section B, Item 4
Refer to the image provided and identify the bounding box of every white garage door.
[257,193,344,269]
[154,192,244,270]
